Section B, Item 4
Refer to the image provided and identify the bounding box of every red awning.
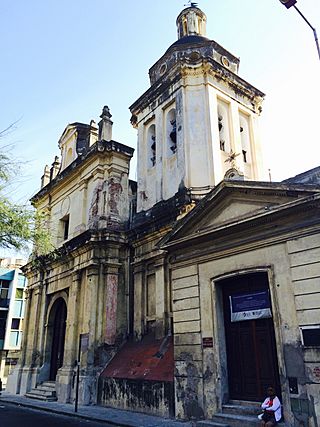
[101,336,174,382]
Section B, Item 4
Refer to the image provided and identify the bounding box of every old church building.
[7,5,320,426]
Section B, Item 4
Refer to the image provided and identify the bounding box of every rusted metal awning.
[101,336,174,382]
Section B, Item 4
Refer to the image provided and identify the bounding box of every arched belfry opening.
[47,298,67,381]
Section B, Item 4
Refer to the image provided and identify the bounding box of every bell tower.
[130,5,265,212]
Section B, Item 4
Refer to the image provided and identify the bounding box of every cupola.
[176,4,207,38]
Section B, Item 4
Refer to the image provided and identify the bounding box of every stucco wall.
[171,231,320,425]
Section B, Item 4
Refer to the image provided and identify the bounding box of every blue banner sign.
[230,290,272,322]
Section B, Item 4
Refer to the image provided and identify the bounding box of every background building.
[0,257,27,388]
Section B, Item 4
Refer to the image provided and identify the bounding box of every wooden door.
[222,272,280,402]
[50,299,67,380]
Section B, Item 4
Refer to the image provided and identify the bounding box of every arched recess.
[217,101,231,153]
[239,113,251,164]
[66,147,73,166]
[45,294,68,381]
[166,108,177,156]
[147,124,156,168]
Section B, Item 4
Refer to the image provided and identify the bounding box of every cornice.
[169,223,320,268]
[130,56,265,116]
[162,193,320,252]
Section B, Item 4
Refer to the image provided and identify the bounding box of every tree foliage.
[0,125,53,255]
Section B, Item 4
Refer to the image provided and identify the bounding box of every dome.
[167,34,210,52]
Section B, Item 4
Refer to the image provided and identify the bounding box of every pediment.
[196,197,274,232]
[58,124,77,148]
[160,181,320,246]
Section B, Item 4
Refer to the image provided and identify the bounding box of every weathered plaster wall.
[170,231,320,425]
[36,150,131,249]
[98,378,174,417]
[134,61,265,213]
[287,233,320,425]
[132,230,171,340]
[9,233,130,405]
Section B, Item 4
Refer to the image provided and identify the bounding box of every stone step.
[40,381,56,389]
[25,388,56,397]
[24,381,57,402]
[35,385,57,392]
[25,391,57,402]
[197,421,230,427]
[229,400,261,408]
[212,413,285,427]
[212,413,263,427]
[222,403,261,416]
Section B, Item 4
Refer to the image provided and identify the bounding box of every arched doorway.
[49,298,67,380]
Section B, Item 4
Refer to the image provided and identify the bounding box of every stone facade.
[161,181,320,425]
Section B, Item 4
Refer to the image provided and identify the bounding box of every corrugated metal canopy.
[101,336,174,382]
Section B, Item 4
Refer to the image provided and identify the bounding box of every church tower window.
[239,113,251,164]
[166,108,177,155]
[217,101,231,153]
[147,124,156,168]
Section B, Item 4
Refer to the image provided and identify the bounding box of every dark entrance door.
[222,272,280,402]
[49,298,67,380]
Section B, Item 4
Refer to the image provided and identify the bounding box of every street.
[0,402,117,427]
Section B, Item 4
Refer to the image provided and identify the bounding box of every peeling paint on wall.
[98,378,174,417]
[105,274,118,345]
[89,180,104,222]
[108,178,123,215]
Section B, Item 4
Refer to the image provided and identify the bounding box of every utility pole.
[279,0,320,61]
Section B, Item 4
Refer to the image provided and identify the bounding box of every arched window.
[239,114,251,164]
[147,124,156,168]
[166,108,177,156]
[217,101,231,153]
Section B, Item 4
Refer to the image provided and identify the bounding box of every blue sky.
[1,0,319,209]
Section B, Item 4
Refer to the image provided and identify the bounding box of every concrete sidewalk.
[0,392,195,427]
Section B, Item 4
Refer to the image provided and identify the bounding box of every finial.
[98,105,113,141]
[100,105,112,119]
[184,1,198,7]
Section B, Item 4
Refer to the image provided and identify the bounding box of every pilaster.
[154,255,167,339]
[133,264,144,340]
[64,271,82,367]
[86,265,100,367]
[104,268,119,345]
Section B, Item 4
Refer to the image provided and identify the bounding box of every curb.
[0,397,133,427]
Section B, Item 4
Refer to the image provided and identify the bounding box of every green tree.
[0,125,53,254]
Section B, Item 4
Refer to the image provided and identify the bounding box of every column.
[105,271,118,345]
[64,271,81,367]
[86,265,99,367]
[78,265,99,405]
